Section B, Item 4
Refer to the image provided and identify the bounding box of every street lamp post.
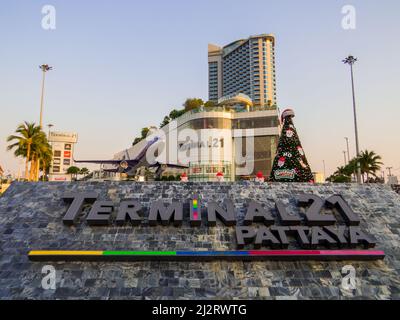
[343,56,362,183]
[344,137,350,163]
[39,64,53,128]
[344,136,353,181]
[343,151,347,166]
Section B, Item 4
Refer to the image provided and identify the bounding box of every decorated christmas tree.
[269,108,314,182]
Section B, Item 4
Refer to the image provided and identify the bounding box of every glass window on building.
[235,135,278,178]
[188,118,231,130]
[188,162,232,182]
[232,117,279,129]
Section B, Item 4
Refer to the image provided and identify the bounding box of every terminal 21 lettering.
[61,193,376,249]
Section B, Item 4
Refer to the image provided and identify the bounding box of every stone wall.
[0,181,400,300]
[391,184,400,195]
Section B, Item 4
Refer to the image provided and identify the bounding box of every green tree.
[326,174,351,183]
[358,150,383,182]
[326,166,353,183]
[141,127,150,139]
[30,130,52,180]
[160,116,171,128]
[7,122,43,181]
[169,109,185,119]
[132,127,151,146]
[204,100,216,108]
[159,109,186,128]
[325,149,383,183]
[67,166,80,181]
[269,109,313,182]
[183,98,204,112]
[333,166,349,176]
[32,132,52,181]
[132,137,142,146]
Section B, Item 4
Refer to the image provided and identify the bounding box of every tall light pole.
[344,137,350,163]
[343,56,362,183]
[39,64,53,128]
[322,160,326,180]
[343,151,347,166]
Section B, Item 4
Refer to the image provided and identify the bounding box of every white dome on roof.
[217,93,253,107]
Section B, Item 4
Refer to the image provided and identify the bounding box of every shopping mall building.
[108,93,280,182]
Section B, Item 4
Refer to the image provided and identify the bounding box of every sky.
[0,0,399,179]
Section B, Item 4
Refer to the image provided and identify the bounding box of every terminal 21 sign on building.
[48,131,78,182]
[28,192,385,261]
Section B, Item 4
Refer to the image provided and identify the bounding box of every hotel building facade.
[208,34,277,107]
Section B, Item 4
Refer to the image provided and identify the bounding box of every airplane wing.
[148,162,188,178]
[74,159,123,165]
[148,162,189,169]
[74,158,140,171]
[102,168,120,173]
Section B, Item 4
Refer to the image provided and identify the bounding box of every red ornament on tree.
[278,156,286,167]
[286,129,294,138]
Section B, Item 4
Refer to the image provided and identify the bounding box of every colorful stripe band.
[28,250,385,261]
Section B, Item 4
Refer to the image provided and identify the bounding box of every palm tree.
[7,122,42,180]
[358,150,383,182]
[39,152,52,181]
[29,130,50,181]
[334,166,348,176]
[34,135,52,181]
[346,158,357,179]
[67,166,80,181]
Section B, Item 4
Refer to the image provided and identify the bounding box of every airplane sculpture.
[74,136,188,179]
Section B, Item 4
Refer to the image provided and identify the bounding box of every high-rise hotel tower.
[208,34,276,106]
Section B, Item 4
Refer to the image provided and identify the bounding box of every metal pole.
[343,151,347,166]
[39,65,52,128]
[344,137,350,163]
[39,69,46,128]
[349,62,362,183]
[323,160,326,180]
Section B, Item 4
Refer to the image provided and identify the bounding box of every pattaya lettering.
[61,193,375,249]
